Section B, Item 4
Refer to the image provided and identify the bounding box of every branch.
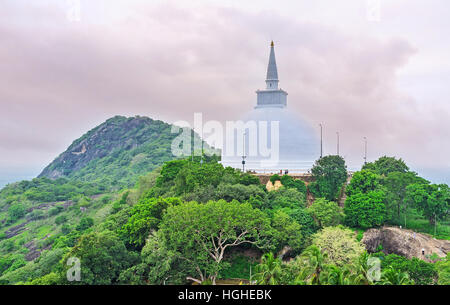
[186,276,202,284]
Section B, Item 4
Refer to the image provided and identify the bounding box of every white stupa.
[221,41,319,172]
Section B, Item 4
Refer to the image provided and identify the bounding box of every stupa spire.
[255,41,287,109]
[266,41,279,89]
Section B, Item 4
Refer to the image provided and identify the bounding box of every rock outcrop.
[362,226,450,262]
[38,115,219,186]
[39,116,172,179]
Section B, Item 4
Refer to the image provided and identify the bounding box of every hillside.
[0,155,449,285]
[38,115,218,188]
[0,116,221,283]
[0,132,448,285]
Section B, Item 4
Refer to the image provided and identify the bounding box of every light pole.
[363,137,367,165]
[319,123,323,158]
[242,131,247,172]
[336,131,339,156]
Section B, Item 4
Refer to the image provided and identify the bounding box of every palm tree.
[296,245,328,285]
[253,253,283,285]
[294,247,369,285]
[323,265,354,285]
[377,267,414,285]
[350,252,375,285]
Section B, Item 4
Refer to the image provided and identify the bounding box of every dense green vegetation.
[0,152,448,285]
[309,155,348,201]
[38,116,218,189]
[0,177,106,207]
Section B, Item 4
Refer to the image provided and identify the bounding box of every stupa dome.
[221,42,319,172]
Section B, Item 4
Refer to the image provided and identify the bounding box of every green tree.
[309,156,347,201]
[154,159,189,188]
[435,254,450,285]
[239,173,261,186]
[287,208,318,240]
[291,245,329,285]
[215,184,266,203]
[375,252,437,285]
[76,217,94,231]
[8,204,25,223]
[0,254,26,277]
[346,169,380,196]
[350,252,377,285]
[321,264,354,285]
[307,198,344,228]
[62,230,138,285]
[267,188,306,210]
[270,210,304,254]
[280,175,307,193]
[344,189,386,229]
[362,156,409,176]
[377,267,414,285]
[29,272,62,285]
[159,200,271,284]
[119,231,194,285]
[253,253,283,285]
[55,215,67,225]
[120,197,182,248]
[382,171,426,222]
[61,224,71,235]
[173,162,225,195]
[48,206,64,216]
[312,226,365,267]
[406,183,449,226]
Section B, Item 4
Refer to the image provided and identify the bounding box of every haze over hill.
[38,115,218,188]
[1,1,450,187]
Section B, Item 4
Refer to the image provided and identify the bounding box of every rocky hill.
[362,226,450,262]
[39,115,218,187]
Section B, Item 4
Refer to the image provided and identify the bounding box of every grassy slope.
[0,194,115,257]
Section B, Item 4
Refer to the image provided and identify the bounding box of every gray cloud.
[0,0,449,184]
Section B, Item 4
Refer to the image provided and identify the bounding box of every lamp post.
[319,123,323,158]
[336,131,340,156]
[242,131,247,172]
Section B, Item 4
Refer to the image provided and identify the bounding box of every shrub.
[270,174,281,183]
[55,215,67,225]
[61,224,71,235]
[48,206,64,216]
[280,175,307,194]
[8,204,25,223]
[76,217,94,231]
[374,252,437,285]
[27,210,45,221]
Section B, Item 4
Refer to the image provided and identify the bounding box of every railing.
[246,169,356,176]
[246,169,312,174]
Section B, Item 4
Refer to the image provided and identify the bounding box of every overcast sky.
[1,0,449,186]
